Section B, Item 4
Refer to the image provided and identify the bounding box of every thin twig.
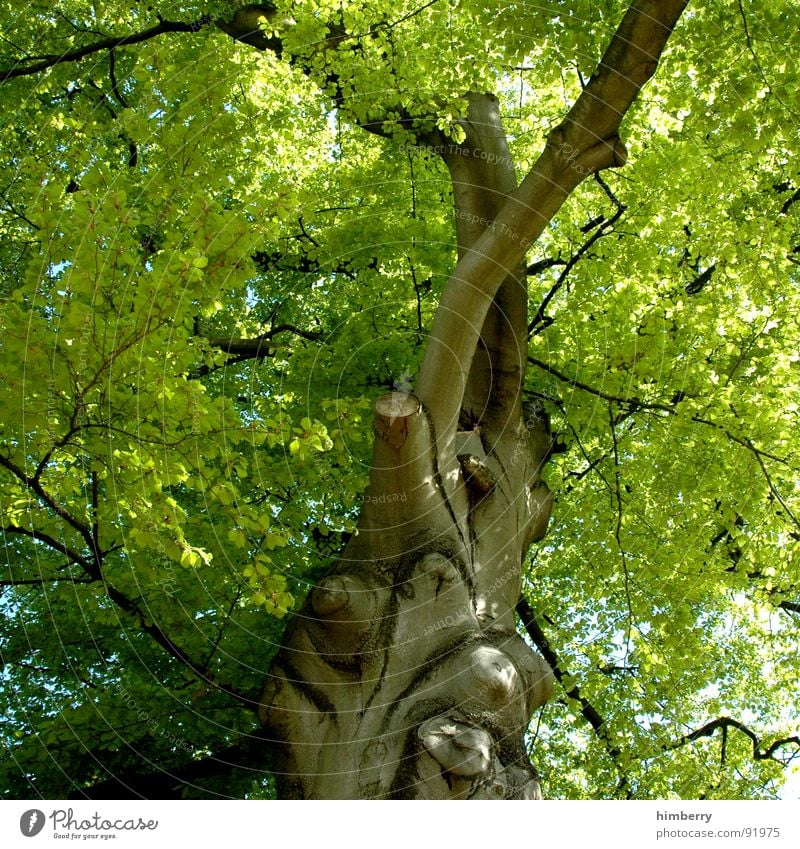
[608,404,634,658]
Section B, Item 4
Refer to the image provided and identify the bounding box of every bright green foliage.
[1,1,798,799]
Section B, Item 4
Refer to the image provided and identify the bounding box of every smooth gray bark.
[234,0,691,799]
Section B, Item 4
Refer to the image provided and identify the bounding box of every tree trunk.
[254,0,689,799]
[260,389,554,799]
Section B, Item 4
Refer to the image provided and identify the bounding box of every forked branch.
[416,0,689,443]
[0,15,213,82]
[667,717,800,764]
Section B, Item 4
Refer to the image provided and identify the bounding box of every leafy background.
[0,0,798,798]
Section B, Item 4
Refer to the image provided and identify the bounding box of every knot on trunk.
[413,711,541,799]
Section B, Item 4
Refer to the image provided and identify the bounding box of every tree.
[0,0,798,800]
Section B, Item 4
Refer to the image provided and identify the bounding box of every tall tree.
[1,1,798,800]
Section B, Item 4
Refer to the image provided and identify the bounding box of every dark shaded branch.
[779,187,800,216]
[1,15,213,83]
[667,717,800,763]
[735,0,787,114]
[685,262,716,295]
[205,323,324,358]
[529,178,627,334]
[745,437,800,534]
[1,523,96,573]
[385,0,443,29]
[103,582,255,710]
[0,453,97,556]
[564,437,613,495]
[91,471,101,561]
[107,48,129,108]
[676,416,787,464]
[202,589,244,672]
[0,574,94,587]
[527,355,671,411]
[408,259,429,337]
[219,6,420,140]
[778,600,800,615]
[252,248,377,278]
[108,49,138,166]
[35,404,83,480]
[516,597,618,753]
[527,256,567,276]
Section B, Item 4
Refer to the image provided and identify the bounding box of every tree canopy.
[1,0,798,800]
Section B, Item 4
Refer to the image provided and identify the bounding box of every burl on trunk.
[260,387,555,799]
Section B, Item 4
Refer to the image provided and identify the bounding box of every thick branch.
[1,16,213,83]
[355,391,469,552]
[780,187,800,216]
[416,0,689,441]
[192,323,325,377]
[206,324,324,358]
[436,92,527,434]
[685,262,716,295]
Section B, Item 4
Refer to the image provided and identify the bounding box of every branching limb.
[1,524,96,573]
[1,516,253,708]
[527,357,789,465]
[516,598,621,755]
[101,582,255,710]
[667,717,800,764]
[1,15,213,83]
[0,454,98,565]
[417,0,689,441]
[529,175,628,335]
[195,323,326,376]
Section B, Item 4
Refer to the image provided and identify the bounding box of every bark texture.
[255,0,690,799]
[260,386,555,799]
